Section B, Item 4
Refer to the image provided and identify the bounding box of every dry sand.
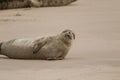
[0,0,120,80]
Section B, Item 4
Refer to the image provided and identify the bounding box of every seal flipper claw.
[33,41,47,54]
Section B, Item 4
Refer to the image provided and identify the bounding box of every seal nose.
[65,34,72,39]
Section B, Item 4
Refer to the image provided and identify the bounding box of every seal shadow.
[0,56,74,61]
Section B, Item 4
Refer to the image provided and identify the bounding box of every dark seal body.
[0,0,77,10]
[0,0,31,10]
[0,30,75,60]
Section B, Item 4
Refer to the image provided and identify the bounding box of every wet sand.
[0,0,120,80]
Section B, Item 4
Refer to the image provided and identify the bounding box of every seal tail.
[0,42,3,55]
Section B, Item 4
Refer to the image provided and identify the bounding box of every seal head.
[59,29,75,46]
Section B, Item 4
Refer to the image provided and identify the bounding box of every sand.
[0,0,120,80]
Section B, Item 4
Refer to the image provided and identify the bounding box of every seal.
[0,0,77,10]
[0,29,75,60]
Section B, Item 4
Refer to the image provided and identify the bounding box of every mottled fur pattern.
[0,0,77,10]
[0,0,31,10]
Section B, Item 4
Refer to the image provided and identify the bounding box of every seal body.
[0,30,75,60]
[0,0,77,10]
[0,0,31,10]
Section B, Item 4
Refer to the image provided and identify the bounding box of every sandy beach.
[0,0,120,80]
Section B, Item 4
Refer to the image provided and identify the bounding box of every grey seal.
[0,29,75,60]
[0,0,77,10]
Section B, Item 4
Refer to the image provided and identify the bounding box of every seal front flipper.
[33,41,47,54]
